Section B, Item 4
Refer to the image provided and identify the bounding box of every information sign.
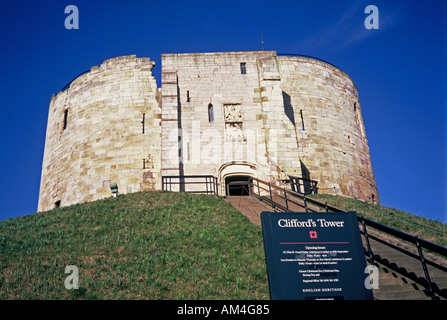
[261,211,374,300]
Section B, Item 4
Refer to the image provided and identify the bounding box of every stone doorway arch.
[217,161,258,196]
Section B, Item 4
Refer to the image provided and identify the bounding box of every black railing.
[288,175,318,195]
[358,217,447,300]
[162,175,219,196]
[248,177,329,213]
[247,177,447,300]
[249,177,306,212]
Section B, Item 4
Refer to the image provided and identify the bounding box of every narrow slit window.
[240,62,247,74]
[300,110,305,131]
[63,109,68,130]
[142,113,145,134]
[187,142,190,161]
[187,90,190,102]
[143,159,146,169]
[208,103,214,123]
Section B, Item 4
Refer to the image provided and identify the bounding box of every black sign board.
[261,211,374,300]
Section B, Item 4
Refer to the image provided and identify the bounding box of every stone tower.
[38,51,379,212]
[38,55,161,212]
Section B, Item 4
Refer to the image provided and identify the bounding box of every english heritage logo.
[309,231,318,239]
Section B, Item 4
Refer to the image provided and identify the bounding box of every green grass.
[0,191,269,299]
[308,194,447,247]
[1,190,445,300]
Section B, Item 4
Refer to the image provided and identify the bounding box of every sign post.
[261,211,374,300]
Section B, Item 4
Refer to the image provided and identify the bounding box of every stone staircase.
[226,194,447,300]
[361,228,447,300]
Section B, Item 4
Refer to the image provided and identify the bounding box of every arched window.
[208,103,214,123]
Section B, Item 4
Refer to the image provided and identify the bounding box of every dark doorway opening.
[225,175,251,196]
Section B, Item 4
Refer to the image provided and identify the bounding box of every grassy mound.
[0,191,269,299]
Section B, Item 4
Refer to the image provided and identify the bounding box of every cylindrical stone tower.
[38,55,161,212]
[278,55,379,203]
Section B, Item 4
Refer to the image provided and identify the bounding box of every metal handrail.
[248,177,340,213]
[162,175,219,196]
[288,175,318,195]
[247,176,447,300]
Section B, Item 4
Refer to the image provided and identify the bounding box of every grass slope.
[1,190,445,300]
[309,194,447,247]
[0,191,269,299]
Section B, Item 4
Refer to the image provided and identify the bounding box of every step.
[367,262,442,300]
[373,288,434,300]
[362,229,447,294]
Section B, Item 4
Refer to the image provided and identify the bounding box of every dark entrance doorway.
[225,175,251,196]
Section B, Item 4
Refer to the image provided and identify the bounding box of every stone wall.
[160,51,291,194]
[160,51,378,201]
[38,50,379,211]
[278,56,379,202]
[38,55,161,212]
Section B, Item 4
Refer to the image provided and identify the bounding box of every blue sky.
[0,0,445,223]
